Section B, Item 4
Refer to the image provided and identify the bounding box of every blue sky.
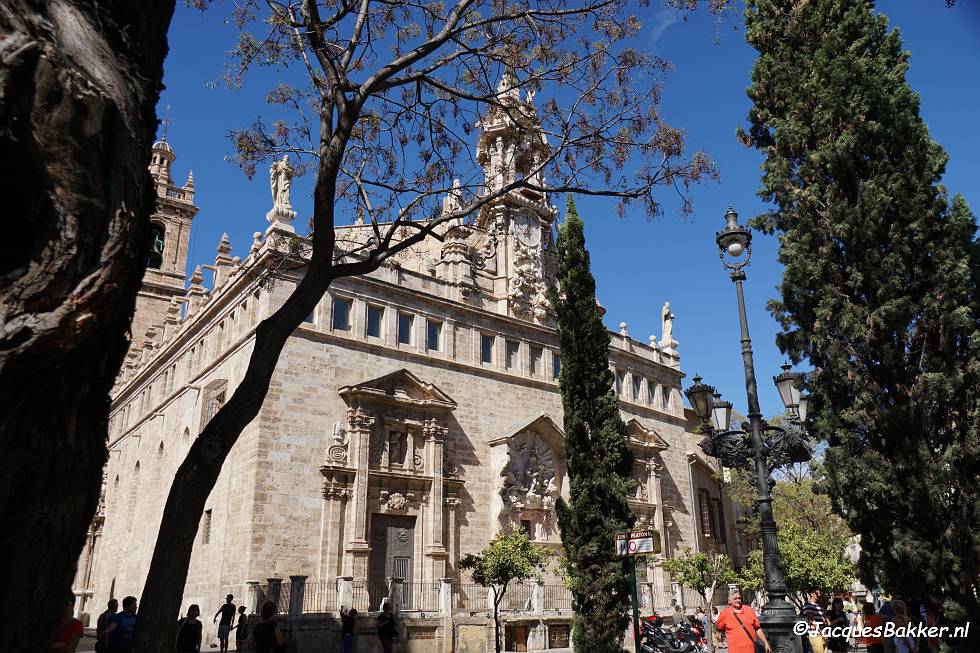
[158,1,980,419]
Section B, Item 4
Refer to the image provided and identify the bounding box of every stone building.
[74,76,742,651]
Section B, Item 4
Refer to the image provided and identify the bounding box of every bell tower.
[129,136,199,350]
[475,70,558,322]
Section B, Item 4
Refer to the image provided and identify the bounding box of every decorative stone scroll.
[327,421,349,464]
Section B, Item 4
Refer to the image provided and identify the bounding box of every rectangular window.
[202,509,212,545]
[530,346,543,376]
[332,297,352,330]
[632,376,642,401]
[367,305,384,338]
[398,313,414,345]
[699,490,713,538]
[552,353,561,379]
[713,498,727,543]
[426,319,442,351]
[614,371,622,396]
[481,334,494,364]
[305,311,315,324]
[506,341,520,370]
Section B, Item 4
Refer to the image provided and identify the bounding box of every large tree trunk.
[0,2,174,651]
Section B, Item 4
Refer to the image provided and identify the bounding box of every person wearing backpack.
[175,605,203,653]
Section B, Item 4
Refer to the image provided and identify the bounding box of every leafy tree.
[660,549,737,653]
[460,531,547,653]
[133,2,717,651]
[741,0,980,646]
[552,197,636,652]
[737,520,853,609]
[0,2,175,650]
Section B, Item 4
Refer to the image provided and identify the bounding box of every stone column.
[246,581,261,614]
[532,580,544,614]
[445,497,460,579]
[345,407,375,577]
[317,482,351,580]
[424,419,449,580]
[649,458,671,589]
[337,576,354,612]
[288,575,307,619]
[439,578,453,616]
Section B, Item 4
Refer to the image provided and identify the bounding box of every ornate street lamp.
[687,206,810,653]
[711,393,733,433]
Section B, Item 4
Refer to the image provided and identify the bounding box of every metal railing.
[398,582,441,612]
[542,585,573,611]
[646,584,676,610]
[454,583,489,610]
[302,579,339,613]
[500,582,534,611]
[249,579,577,615]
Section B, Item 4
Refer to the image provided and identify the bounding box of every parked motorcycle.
[639,614,698,653]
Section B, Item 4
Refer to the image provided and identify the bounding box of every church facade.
[74,77,743,650]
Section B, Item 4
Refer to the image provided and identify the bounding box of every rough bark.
[0,2,174,651]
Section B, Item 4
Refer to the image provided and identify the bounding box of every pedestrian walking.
[232,606,248,652]
[252,601,285,653]
[802,590,827,627]
[891,600,918,653]
[695,606,709,639]
[377,602,398,653]
[861,602,885,653]
[846,607,858,649]
[175,605,203,653]
[50,595,84,653]
[214,594,237,653]
[105,596,138,653]
[711,605,724,648]
[826,598,848,653]
[715,589,772,653]
[340,606,358,653]
[95,598,118,653]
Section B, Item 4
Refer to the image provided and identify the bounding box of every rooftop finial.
[160,104,173,142]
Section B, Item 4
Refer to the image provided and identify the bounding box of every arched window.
[147,223,165,269]
[158,441,165,457]
[182,427,191,448]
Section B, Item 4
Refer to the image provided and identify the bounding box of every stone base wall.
[266,612,575,653]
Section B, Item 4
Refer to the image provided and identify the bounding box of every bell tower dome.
[129,133,199,352]
[474,69,558,323]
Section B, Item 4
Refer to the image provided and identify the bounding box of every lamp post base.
[759,596,806,653]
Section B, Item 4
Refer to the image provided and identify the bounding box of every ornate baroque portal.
[319,369,459,586]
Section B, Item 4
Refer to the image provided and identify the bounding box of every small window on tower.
[147,223,165,269]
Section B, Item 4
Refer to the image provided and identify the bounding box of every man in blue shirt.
[105,596,138,652]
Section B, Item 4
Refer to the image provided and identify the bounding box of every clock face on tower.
[513,211,541,247]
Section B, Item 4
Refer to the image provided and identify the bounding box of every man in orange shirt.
[716,589,771,653]
[860,602,885,653]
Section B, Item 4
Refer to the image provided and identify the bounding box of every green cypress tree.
[553,197,636,652]
[741,0,980,642]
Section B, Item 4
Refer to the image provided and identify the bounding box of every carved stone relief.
[508,244,551,321]
[499,430,560,538]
